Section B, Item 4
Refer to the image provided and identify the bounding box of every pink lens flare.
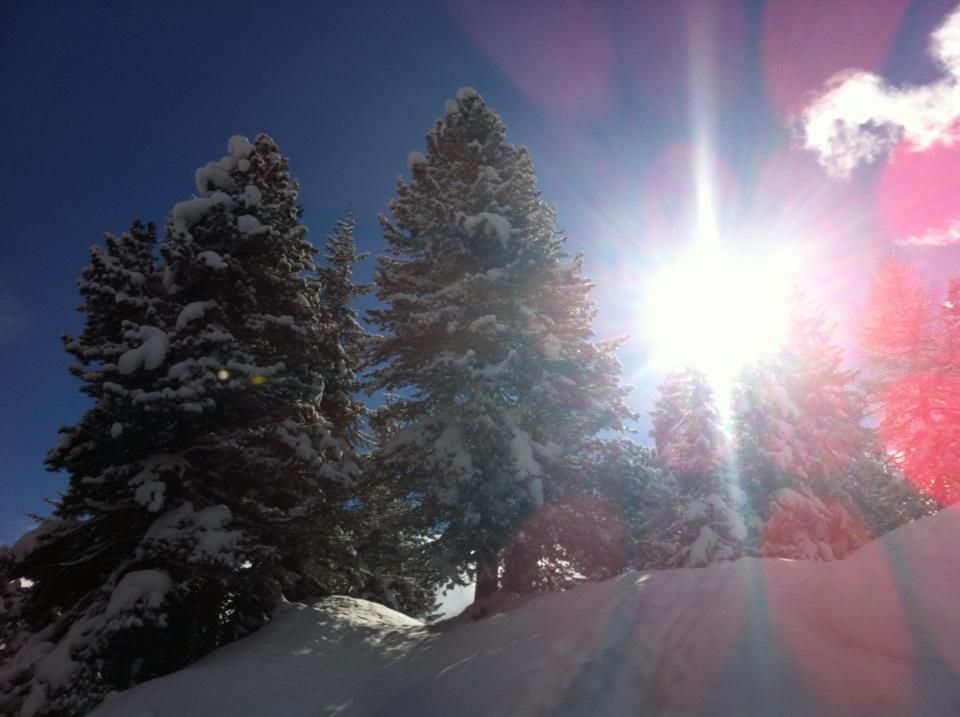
[876,131,960,247]
[879,372,960,505]
[761,0,908,117]
[765,536,915,714]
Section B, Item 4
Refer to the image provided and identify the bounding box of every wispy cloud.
[800,5,960,180]
[898,217,960,247]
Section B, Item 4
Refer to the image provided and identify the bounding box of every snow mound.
[117,326,168,374]
[228,135,254,159]
[104,570,171,619]
[464,212,511,245]
[92,506,960,716]
[197,250,226,270]
[243,184,262,208]
[176,301,215,329]
[406,151,427,171]
[237,214,267,235]
[170,193,234,235]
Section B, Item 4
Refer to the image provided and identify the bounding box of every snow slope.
[92,506,960,716]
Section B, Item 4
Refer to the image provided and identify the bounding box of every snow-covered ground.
[93,506,960,716]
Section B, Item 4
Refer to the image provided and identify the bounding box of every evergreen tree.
[312,216,440,616]
[860,260,960,505]
[860,258,934,373]
[650,368,726,479]
[649,369,688,457]
[733,289,868,559]
[648,369,744,567]
[0,550,29,700]
[1,135,362,715]
[487,438,652,592]
[842,442,939,538]
[940,278,960,366]
[778,287,865,480]
[316,214,372,450]
[368,88,631,601]
[547,438,686,575]
[342,398,441,619]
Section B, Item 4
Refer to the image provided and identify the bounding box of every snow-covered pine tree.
[860,258,934,375]
[648,368,744,567]
[842,442,939,537]
[650,368,726,479]
[488,438,638,592]
[650,369,689,457]
[368,88,631,601]
[544,437,677,578]
[314,217,441,618]
[316,214,371,450]
[733,288,868,559]
[776,287,865,480]
[1,135,362,716]
[0,550,29,699]
[0,219,169,715]
[860,260,960,505]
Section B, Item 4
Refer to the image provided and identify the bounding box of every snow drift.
[92,506,960,716]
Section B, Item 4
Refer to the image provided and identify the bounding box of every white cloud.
[899,217,960,247]
[800,5,960,180]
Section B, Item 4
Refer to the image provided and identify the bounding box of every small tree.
[649,368,744,567]
[651,368,726,479]
[316,214,372,450]
[315,220,443,618]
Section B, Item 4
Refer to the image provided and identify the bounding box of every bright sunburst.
[642,235,797,404]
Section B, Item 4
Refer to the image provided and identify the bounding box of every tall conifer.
[368,88,631,600]
[1,135,361,715]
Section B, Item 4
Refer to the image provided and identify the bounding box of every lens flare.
[641,238,798,405]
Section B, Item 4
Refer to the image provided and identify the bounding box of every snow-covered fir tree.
[316,214,371,450]
[0,135,364,716]
[842,443,939,537]
[482,438,647,592]
[314,218,441,617]
[860,260,960,505]
[776,287,865,480]
[860,258,934,374]
[548,438,682,576]
[648,369,744,567]
[733,289,869,559]
[650,368,726,478]
[367,88,631,600]
[0,551,29,690]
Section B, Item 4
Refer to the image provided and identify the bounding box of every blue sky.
[2,0,959,544]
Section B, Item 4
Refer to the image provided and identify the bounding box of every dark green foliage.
[1,136,365,716]
[368,89,631,600]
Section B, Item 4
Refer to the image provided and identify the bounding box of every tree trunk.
[502,538,536,595]
[474,550,499,601]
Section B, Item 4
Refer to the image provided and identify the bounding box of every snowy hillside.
[92,506,960,717]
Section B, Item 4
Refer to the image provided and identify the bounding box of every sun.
[641,237,797,404]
